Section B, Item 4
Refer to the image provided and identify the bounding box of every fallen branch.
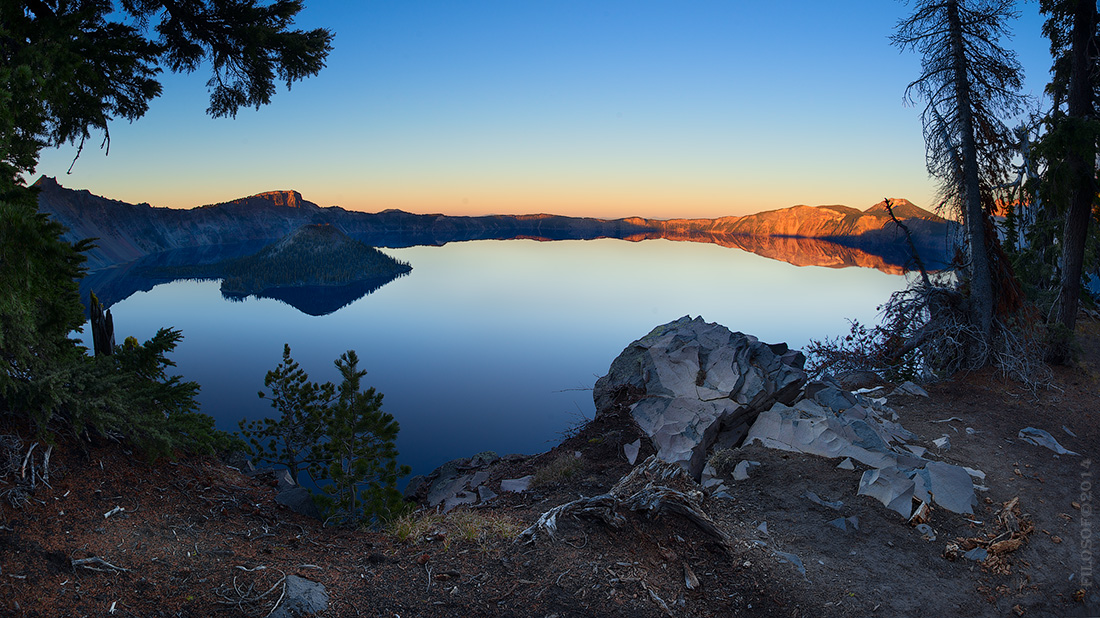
[883,197,932,288]
[19,443,36,481]
[214,570,287,617]
[72,557,130,573]
[622,484,729,545]
[640,579,674,617]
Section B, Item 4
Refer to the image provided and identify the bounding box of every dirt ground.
[1,320,1098,617]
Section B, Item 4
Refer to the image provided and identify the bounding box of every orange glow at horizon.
[46,172,940,221]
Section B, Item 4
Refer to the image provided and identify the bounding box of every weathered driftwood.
[89,292,115,357]
[620,484,729,544]
[517,455,730,548]
[515,494,624,545]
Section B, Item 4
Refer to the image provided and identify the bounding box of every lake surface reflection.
[82,238,906,478]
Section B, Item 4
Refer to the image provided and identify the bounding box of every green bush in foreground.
[1,191,236,459]
[240,345,409,527]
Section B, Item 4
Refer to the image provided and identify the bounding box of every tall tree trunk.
[1055,0,1098,340]
[948,0,995,342]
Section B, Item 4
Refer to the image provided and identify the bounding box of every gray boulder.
[593,316,806,477]
[275,487,322,520]
[268,575,328,618]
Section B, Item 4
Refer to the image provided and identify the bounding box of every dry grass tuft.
[530,453,585,488]
[388,509,522,551]
[707,448,740,477]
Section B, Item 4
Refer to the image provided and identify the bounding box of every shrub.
[240,345,410,528]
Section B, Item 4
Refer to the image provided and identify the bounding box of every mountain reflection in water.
[80,231,938,316]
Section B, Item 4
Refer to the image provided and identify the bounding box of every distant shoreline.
[36,176,957,274]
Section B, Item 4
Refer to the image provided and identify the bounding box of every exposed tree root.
[518,456,730,549]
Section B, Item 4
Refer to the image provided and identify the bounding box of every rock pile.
[747,376,977,516]
[404,451,532,512]
[595,316,978,518]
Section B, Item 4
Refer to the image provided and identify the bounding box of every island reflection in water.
[78,237,912,479]
[222,272,410,316]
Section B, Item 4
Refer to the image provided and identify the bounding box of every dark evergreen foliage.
[2,0,333,187]
[241,343,334,484]
[0,187,90,426]
[314,351,410,527]
[218,225,412,295]
[1035,0,1099,360]
[1,0,330,456]
[240,345,409,527]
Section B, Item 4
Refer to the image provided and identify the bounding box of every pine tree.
[314,351,410,527]
[1037,0,1099,361]
[241,344,333,485]
[892,0,1027,360]
[240,346,410,527]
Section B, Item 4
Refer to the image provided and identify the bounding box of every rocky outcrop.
[597,319,979,518]
[593,316,806,477]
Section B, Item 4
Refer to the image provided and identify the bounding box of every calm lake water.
[82,238,905,478]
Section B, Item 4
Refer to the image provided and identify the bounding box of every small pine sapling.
[240,344,334,486]
[313,350,410,528]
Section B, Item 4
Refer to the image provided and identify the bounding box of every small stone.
[268,576,328,618]
[468,451,499,467]
[805,490,843,510]
[895,381,929,397]
[623,439,641,465]
[275,487,321,520]
[500,475,533,493]
[732,460,760,481]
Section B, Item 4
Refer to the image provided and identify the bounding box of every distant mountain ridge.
[33,176,955,272]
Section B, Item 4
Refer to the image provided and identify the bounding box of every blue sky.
[33,0,1054,218]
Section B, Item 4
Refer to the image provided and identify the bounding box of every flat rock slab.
[746,379,977,517]
[1018,427,1079,456]
[501,475,533,493]
[623,439,641,465]
[418,453,501,511]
